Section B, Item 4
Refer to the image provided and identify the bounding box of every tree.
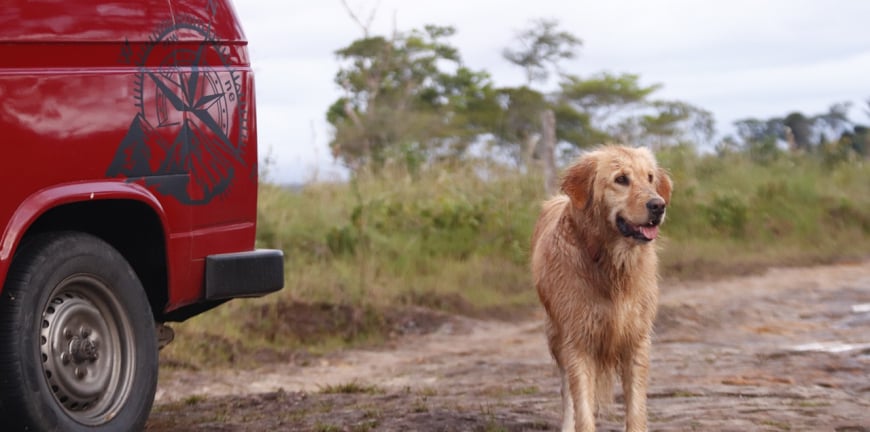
[733,103,859,156]
[734,117,788,147]
[556,73,713,152]
[735,118,775,143]
[497,18,582,175]
[552,101,606,155]
[783,112,813,152]
[327,14,722,176]
[328,24,498,173]
[491,86,548,165]
[502,19,582,86]
[639,101,715,149]
[715,135,741,156]
[816,102,852,136]
[852,125,869,156]
[559,73,658,124]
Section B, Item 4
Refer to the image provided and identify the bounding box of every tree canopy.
[502,18,582,86]
[730,102,867,163]
[325,17,868,176]
[328,25,499,172]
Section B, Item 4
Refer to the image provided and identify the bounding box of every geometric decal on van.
[107,14,248,205]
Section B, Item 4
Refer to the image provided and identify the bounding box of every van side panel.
[0,0,260,312]
[0,1,183,301]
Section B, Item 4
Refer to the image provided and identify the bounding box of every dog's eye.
[648,173,654,183]
[615,175,629,185]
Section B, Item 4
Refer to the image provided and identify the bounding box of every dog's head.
[561,146,672,244]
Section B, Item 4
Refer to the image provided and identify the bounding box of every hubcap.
[39,275,135,425]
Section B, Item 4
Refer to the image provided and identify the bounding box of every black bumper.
[204,249,284,300]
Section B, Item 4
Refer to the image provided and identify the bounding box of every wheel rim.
[40,274,136,425]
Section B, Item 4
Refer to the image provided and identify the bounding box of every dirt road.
[147,262,870,431]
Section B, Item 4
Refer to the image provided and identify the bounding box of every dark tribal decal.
[108,13,248,205]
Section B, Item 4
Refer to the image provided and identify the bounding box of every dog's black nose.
[646,198,666,216]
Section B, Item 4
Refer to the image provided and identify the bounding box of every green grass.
[313,423,342,432]
[182,395,206,405]
[256,160,539,309]
[319,382,384,395]
[656,146,870,278]
[161,150,870,369]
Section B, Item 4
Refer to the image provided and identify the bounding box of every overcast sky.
[233,0,870,184]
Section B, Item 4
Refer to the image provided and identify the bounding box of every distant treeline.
[324,18,869,175]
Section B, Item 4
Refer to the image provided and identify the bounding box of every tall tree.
[498,18,582,173]
[783,112,813,151]
[734,117,784,144]
[328,25,498,172]
[502,19,582,86]
[733,102,863,156]
[639,101,715,149]
[556,73,712,152]
[851,125,869,156]
[816,102,852,135]
[491,86,548,165]
[559,72,659,124]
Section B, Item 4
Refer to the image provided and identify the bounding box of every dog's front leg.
[622,337,651,432]
[559,369,575,432]
[567,355,596,432]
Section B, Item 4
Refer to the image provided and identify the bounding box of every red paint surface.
[0,0,259,312]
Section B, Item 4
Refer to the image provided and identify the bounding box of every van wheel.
[0,232,158,431]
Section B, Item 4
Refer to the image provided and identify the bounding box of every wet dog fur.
[530,145,672,432]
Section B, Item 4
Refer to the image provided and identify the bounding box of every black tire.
[0,232,158,432]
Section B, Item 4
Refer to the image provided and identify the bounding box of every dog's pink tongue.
[639,225,659,240]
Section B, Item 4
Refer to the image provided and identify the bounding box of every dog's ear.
[561,155,597,209]
[656,167,673,204]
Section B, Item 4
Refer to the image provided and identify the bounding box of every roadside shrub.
[704,193,747,237]
[745,137,783,165]
[326,225,358,256]
[253,152,870,313]
[826,198,870,233]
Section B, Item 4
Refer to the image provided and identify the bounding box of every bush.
[704,193,747,237]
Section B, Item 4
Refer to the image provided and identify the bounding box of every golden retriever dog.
[531,145,672,432]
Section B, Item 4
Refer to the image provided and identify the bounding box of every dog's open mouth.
[617,215,660,242]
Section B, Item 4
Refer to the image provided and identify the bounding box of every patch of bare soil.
[245,300,452,344]
[147,262,870,431]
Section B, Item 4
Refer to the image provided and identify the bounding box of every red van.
[0,1,282,430]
